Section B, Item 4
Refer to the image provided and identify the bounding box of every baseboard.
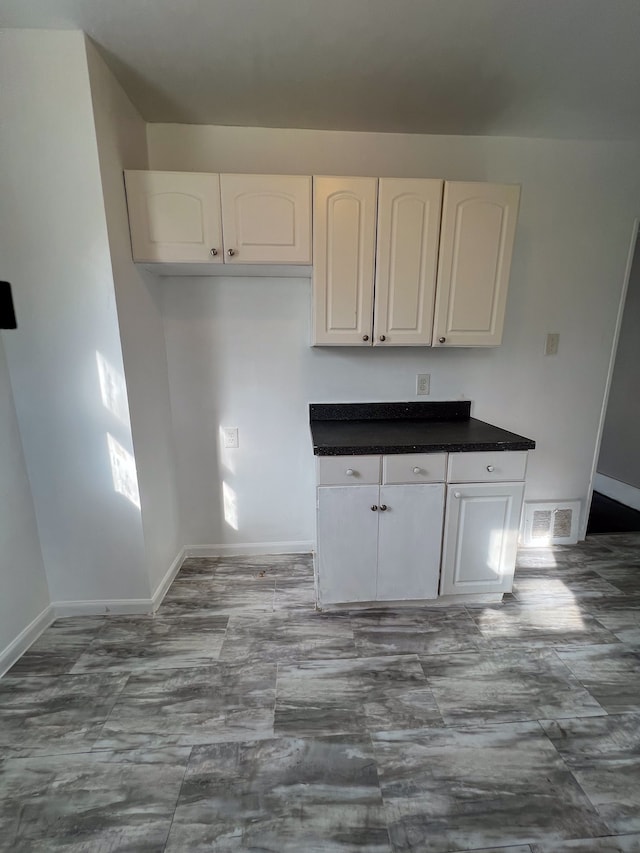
[0,605,55,678]
[150,546,185,612]
[51,598,154,617]
[184,540,314,558]
[594,473,640,512]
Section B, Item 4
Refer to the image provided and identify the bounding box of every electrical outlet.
[545,333,560,356]
[416,373,430,395]
[222,427,239,449]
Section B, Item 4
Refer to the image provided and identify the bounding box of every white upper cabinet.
[312,177,378,346]
[373,179,443,346]
[219,174,311,264]
[433,181,521,347]
[125,171,223,263]
[125,171,311,266]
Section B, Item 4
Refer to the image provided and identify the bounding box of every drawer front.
[448,451,528,483]
[382,453,447,484]
[317,455,381,486]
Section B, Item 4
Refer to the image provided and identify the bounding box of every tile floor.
[1,535,639,852]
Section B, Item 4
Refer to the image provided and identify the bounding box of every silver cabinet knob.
[345,468,355,476]
[438,337,446,344]
[454,491,462,499]
[362,335,369,341]
[371,505,378,511]
[379,504,388,511]
[413,466,421,474]
[379,335,386,341]
[210,248,218,256]
[227,248,236,257]
[487,465,495,472]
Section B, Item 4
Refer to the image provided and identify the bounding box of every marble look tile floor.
[1,538,639,851]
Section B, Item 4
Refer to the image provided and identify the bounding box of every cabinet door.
[124,171,223,263]
[373,179,443,346]
[377,484,445,601]
[317,486,379,604]
[440,482,525,595]
[433,182,520,347]
[312,177,378,345]
[219,174,312,263]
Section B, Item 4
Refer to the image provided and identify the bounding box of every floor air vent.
[521,501,581,546]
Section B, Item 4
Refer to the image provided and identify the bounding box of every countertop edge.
[313,439,536,456]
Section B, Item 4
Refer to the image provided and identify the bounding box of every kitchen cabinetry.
[312,176,443,346]
[433,182,520,347]
[316,454,446,606]
[124,171,312,265]
[315,449,528,607]
[312,177,519,348]
[439,451,527,595]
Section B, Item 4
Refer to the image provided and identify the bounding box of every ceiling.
[2,0,640,139]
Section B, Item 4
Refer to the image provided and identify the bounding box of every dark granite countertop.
[310,401,536,456]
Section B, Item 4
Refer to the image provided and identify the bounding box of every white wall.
[0,30,149,603]
[150,124,640,545]
[86,40,181,591]
[597,233,640,490]
[0,334,50,667]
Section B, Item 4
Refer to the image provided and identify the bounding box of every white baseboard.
[51,598,155,618]
[184,540,314,558]
[151,547,185,612]
[0,605,55,678]
[594,473,640,512]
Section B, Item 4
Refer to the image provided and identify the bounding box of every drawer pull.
[454,491,462,499]
[413,467,422,474]
[379,504,388,511]
[487,465,495,472]
[370,505,378,511]
[345,468,355,476]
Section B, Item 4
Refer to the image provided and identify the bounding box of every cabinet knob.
[379,504,388,511]
[345,468,355,476]
[413,467,422,474]
[487,465,495,472]
[227,248,236,257]
[210,248,218,256]
[379,335,386,342]
[362,335,369,341]
[438,336,446,344]
[370,505,378,511]
[454,491,462,499]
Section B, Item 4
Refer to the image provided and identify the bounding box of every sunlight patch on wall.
[107,433,140,509]
[222,480,238,530]
[96,351,129,424]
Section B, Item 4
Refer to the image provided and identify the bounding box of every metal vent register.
[521,501,581,546]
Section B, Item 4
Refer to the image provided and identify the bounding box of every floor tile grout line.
[162,745,194,852]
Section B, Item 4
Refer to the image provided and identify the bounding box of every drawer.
[382,453,447,484]
[317,455,381,486]
[447,451,528,483]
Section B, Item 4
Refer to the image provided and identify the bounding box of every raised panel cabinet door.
[433,182,520,347]
[312,177,378,346]
[219,174,312,263]
[376,484,445,601]
[124,171,223,263]
[439,482,525,595]
[316,485,379,605]
[373,179,443,346]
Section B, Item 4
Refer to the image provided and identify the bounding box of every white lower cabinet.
[439,481,525,595]
[316,482,445,606]
[315,450,528,607]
